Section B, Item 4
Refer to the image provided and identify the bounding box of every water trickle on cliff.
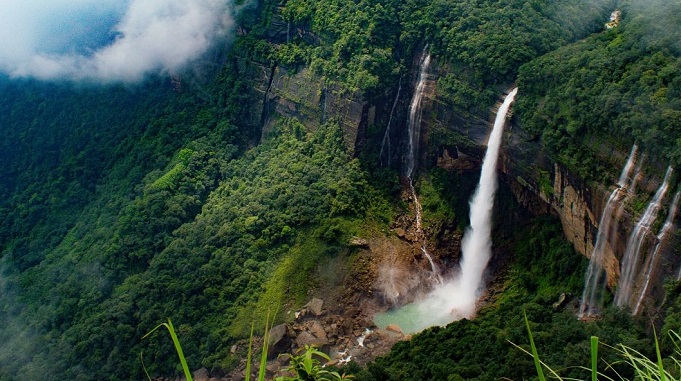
[633,190,680,315]
[579,145,638,318]
[379,77,402,168]
[615,166,673,310]
[374,88,518,332]
[402,47,440,282]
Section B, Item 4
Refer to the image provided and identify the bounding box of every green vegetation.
[142,319,194,381]
[353,219,650,381]
[277,346,354,381]
[516,0,681,179]
[2,0,681,380]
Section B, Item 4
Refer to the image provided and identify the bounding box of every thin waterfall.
[379,77,402,167]
[633,190,680,315]
[615,166,673,309]
[579,145,638,317]
[405,48,431,179]
[402,47,440,282]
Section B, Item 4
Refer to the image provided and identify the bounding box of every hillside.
[1,0,681,380]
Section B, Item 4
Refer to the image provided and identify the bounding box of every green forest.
[1,0,681,380]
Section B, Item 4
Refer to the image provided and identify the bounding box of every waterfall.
[404,49,431,179]
[451,87,518,318]
[373,88,518,333]
[615,166,673,309]
[579,145,638,317]
[633,190,680,315]
[379,78,402,167]
[401,47,440,282]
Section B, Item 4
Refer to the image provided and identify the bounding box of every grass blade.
[142,319,193,381]
[165,319,193,381]
[258,310,271,381]
[524,310,546,381]
[591,336,598,381]
[246,322,255,381]
[654,328,666,381]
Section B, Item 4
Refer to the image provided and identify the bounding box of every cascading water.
[578,145,638,317]
[404,49,431,180]
[615,166,673,309]
[402,48,441,283]
[633,190,680,315]
[374,88,518,332]
[379,78,402,167]
[447,87,518,318]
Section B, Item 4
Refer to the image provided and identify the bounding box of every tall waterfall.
[402,48,441,283]
[615,166,673,309]
[579,145,638,317]
[633,190,680,315]
[373,88,518,333]
[453,87,518,317]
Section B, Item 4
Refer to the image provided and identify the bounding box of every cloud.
[0,0,234,82]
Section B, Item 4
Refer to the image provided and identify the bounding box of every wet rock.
[386,324,402,334]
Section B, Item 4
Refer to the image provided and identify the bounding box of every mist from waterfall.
[578,145,638,317]
[633,190,680,315]
[615,166,673,309]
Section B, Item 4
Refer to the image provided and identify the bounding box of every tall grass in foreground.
[142,318,193,381]
[141,310,354,381]
[517,312,681,381]
[141,315,274,381]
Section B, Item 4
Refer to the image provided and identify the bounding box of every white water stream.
[633,190,680,315]
[615,166,673,309]
[578,145,638,317]
[374,88,518,332]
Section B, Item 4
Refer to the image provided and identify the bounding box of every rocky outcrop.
[236,57,371,155]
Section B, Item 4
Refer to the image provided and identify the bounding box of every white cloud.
[0,0,234,82]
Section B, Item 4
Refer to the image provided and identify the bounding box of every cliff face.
[236,57,371,155]
[238,38,678,312]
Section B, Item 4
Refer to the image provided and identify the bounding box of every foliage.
[521,323,681,381]
[142,319,194,381]
[356,218,650,381]
[277,345,354,381]
[516,1,681,179]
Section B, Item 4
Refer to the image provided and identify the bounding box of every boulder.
[192,368,210,381]
[304,298,324,316]
[268,323,291,359]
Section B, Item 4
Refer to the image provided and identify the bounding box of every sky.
[0,0,234,83]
